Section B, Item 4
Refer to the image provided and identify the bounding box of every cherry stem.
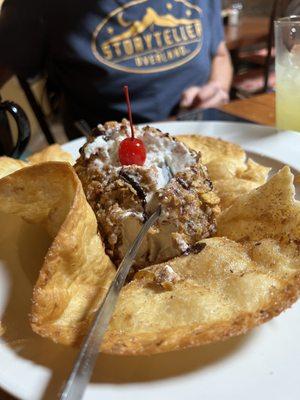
[123,85,135,140]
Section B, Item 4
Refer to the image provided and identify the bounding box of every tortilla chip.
[238,158,271,184]
[177,135,245,165]
[177,135,270,210]
[0,144,74,181]
[27,144,74,165]
[0,162,115,345]
[217,167,300,242]
[0,157,28,180]
[205,158,270,210]
[213,179,259,211]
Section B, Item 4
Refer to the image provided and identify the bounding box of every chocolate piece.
[119,170,146,207]
[184,242,207,256]
[176,177,189,190]
[92,126,107,138]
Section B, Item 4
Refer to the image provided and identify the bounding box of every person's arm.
[210,41,233,93]
[180,41,233,109]
[180,0,233,110]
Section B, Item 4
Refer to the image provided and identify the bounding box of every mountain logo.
[92,0,203,74]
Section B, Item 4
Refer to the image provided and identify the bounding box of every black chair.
[232,0,292,98]
[17,76,56,144]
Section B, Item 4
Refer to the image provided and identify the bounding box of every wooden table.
[219,93,276,126]
[225,17,270,51]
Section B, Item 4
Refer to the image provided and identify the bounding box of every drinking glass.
[275,16,300,131]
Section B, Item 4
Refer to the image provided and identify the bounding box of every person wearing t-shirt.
[0,0,232,138]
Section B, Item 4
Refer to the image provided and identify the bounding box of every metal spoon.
[59,206,162,400]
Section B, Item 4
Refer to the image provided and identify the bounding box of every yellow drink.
[276,67,300,131]
[275,17,300,132]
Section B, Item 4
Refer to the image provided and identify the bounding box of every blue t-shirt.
[0,0,224,125]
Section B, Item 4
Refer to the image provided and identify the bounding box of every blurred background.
[225,0,274,15]
[0,0,295,151]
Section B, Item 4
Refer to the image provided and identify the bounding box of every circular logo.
[92,0,203,74]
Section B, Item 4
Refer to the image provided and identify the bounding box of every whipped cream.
[84,121,197,196]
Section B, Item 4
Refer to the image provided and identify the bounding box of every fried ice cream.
[75,120,219,268]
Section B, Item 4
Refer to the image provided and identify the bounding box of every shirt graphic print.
[92,0,204,74]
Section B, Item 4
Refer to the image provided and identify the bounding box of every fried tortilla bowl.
[0,157,28,179]
[0,140,299,356]
[178,135,270,210]
[0,162,115,345]
[27,143,74,165]
[0,144,74,180]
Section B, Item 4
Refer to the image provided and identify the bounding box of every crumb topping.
[153,265,181,290]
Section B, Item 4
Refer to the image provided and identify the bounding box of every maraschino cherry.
[119,86,146,166]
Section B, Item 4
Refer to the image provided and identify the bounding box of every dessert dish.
[0,160,300,355]
[0,128,299,356]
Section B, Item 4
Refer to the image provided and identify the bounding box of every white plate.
[1,121,300,400]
